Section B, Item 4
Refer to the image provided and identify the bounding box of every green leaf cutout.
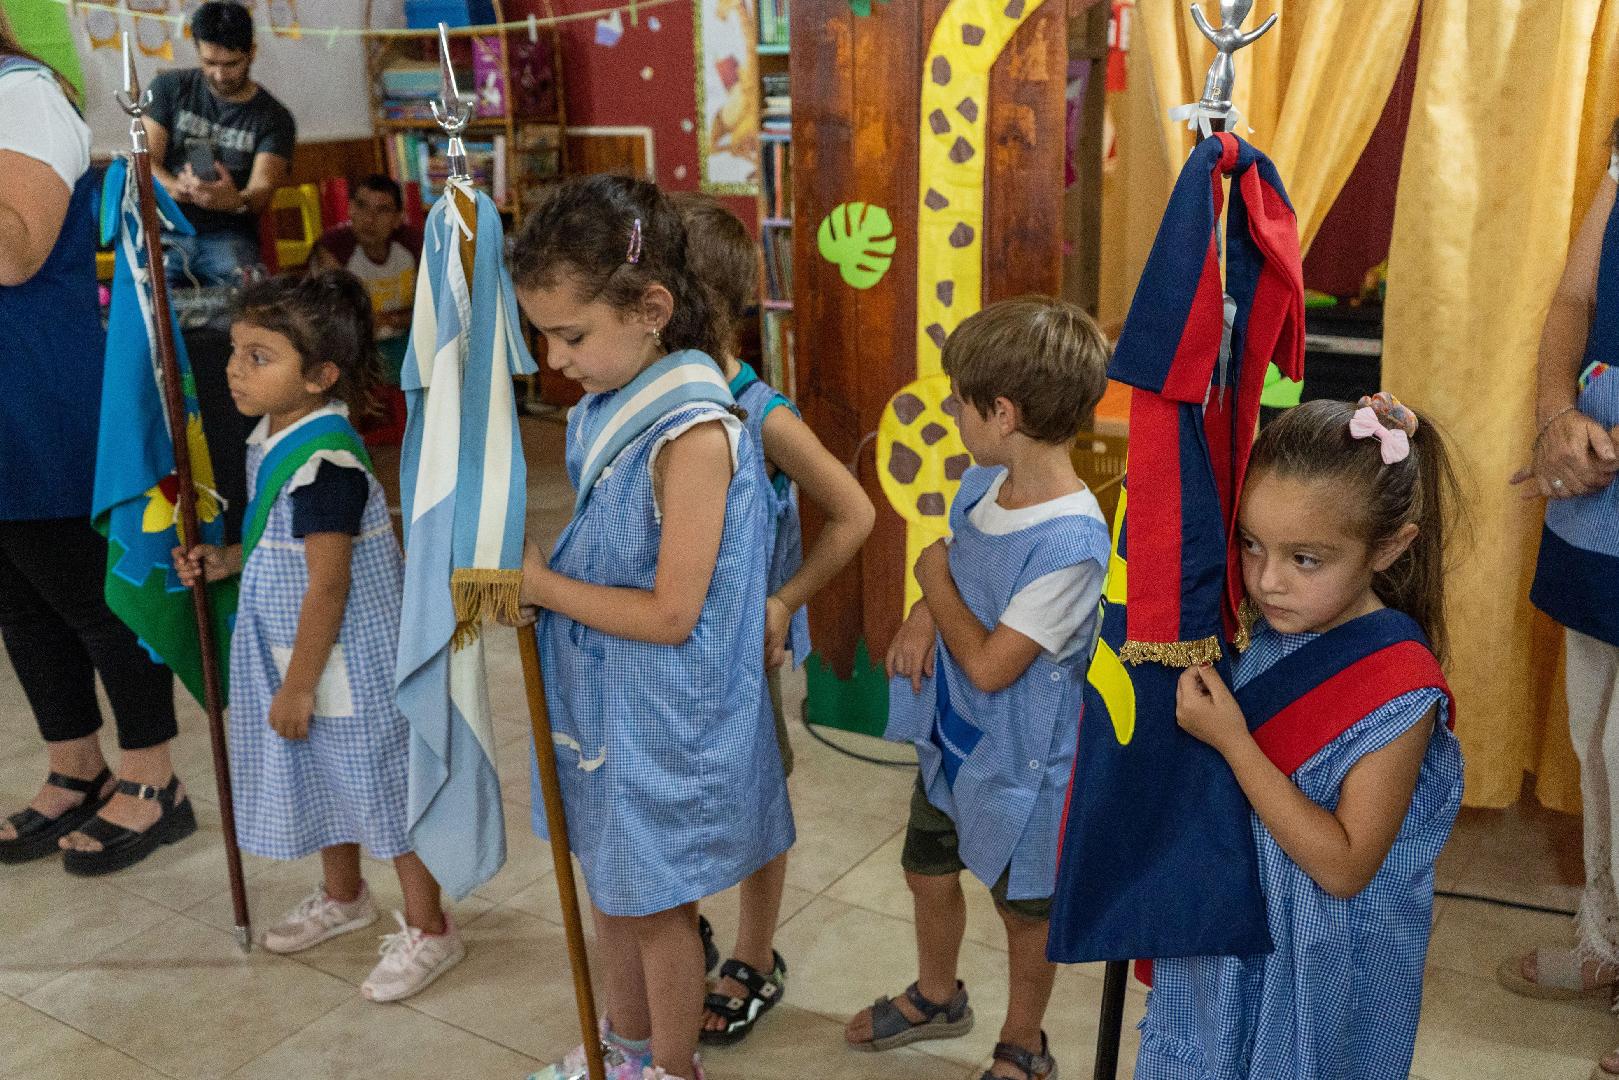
[817,202,897,290]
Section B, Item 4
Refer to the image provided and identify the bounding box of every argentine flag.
[397,180,536,899]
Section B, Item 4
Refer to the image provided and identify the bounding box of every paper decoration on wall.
[268,0,301,40]
[892,0,1046,610]
[595,9,624,45]
[816,201,895,289]
[129,0,175,60]
[695,0,761,194]
[471,36,506,116]
[849,0,890,15]
[877,373,971,548]
[1107,0,1132,93]
[84,1,122,50]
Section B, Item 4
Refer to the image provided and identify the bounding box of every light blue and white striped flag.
[397,179,536,899]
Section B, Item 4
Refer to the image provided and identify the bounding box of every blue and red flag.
[1049,133,1304,963]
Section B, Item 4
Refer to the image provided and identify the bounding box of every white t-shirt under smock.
[1609,149,1618,182]
[0,66,90,190]
[966,471,1107,662]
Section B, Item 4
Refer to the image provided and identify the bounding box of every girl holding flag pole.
[510,174,794,1080]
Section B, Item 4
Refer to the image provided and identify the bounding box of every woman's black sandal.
[62,775,196,877]
[978,1031,1057,1080]
[0,768,113,864]
[699,951,787,1045]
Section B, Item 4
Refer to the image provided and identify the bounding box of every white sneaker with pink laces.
[361,912,465,1002]
[641,1059,705,1080]
[261,883,378,954]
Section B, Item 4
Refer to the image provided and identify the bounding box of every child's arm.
[520,421,731,646]
[1176,663,1434,900]
[885,599,937,693]
[269,532,353,741]
[173,543,243,585]
[760,406,876,666]
[913,539,1043,694]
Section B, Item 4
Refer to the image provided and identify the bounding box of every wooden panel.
[563,132,652,179]
[1064,0,1109,313]
[286,138,380,187]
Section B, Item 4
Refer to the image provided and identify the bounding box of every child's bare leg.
[593,904,651,1041]
[994,903,1057,1078]
[628,901,705,1074]
[702,852,789,1031]
[394,852,446,934]
[844,870,967,1044]
[321,843,363,902]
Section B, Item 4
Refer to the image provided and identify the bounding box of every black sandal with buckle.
[61,775,196,877]
[700,951,787,1046]
[979,1031,1057,1080]
[0,768,113,864]
[699,914,719,975]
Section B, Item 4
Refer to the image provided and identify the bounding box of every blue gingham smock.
[532,396,795,917]
[228,408,413,861]
[1135,622,1463,1080]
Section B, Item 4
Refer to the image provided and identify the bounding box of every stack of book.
[378,60,474,122]
[759,0,790,47]
[384,132,508,207]
[762,72,790,135]
[760,138,792,220]
[761,226,793,303]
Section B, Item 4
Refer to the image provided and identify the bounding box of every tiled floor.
[0,414,1610,1079]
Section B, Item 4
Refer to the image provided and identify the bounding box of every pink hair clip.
[626,218,644,265]
[1349,393,1416,464]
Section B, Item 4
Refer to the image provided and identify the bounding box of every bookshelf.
[361,0,567,223]
[757,6,793,398]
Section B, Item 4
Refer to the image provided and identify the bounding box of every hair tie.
[626,218,643,265]
[1350,392,1416,464]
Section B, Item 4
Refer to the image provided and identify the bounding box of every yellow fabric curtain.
[1100,0,1421,326]
[1384,0,1619,811]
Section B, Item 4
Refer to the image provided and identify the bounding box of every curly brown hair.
[233,270,385,420]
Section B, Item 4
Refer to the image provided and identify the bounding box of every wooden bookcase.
[756,11,794,399]
[361,0,568,223]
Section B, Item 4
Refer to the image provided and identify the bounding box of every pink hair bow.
[1349,407,1410,464]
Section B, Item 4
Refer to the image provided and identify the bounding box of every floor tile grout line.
[7,994,191,1080]
[220,987,360,1078]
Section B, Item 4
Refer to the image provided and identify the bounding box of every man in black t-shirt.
[142,1,295,286]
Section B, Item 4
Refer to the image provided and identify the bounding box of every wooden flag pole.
[431,25,604,1080]
[115,34,251,950]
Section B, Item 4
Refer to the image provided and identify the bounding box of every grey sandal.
[853,980,974,1052]
[979,1031,1057,1080]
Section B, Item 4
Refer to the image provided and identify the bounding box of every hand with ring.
[1511,407,1619,500]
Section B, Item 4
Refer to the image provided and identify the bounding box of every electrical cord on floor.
[799,704,916,769]
[1435,889,1576,918]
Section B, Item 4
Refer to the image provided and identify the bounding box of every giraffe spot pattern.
[917,492,948,517]
[1005,0,1025,16]
[929,109,950,136]
[926,323,948,349]
[892,392,926,425]
[921,423,949,446]
[924,188,949,211]
[944,454,972,481]
[957,97,979,123]
[931,56,951,85]
[949,223,975,248]
[888,442,923,485]
[936,281,954,306]
[961,23,985,46]
[949,137,975,163]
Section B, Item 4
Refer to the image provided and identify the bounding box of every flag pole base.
[234,925,253,953]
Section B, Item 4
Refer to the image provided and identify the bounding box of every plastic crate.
[404,0,497,29]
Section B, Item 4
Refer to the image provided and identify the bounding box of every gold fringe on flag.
[1231,598,1261,654]
[449,568,525,650]
[1119,635,1225,669]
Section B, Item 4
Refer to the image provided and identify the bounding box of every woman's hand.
[763,595,791,671]
[1176,664,1249,757]
[268,685,314,740]
[1514,408,1619,500]
[886,602,938,693]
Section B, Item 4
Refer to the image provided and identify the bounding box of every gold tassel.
[449,568,525,650]
[1119,635,1225,669]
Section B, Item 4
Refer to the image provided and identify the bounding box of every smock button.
[1030,759,1040,770]
[1050,671,1062,682]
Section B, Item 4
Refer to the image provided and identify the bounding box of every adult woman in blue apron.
[0,14,187,874]
[1506,119,1619,1078]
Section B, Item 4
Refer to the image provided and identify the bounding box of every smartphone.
[185,139,218,178]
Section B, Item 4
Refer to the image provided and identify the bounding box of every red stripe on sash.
[1252,641,1455,777]
[1125,391,1184,640]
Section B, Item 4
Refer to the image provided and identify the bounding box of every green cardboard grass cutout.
[817,202,897,290]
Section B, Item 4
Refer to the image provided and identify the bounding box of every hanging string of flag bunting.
[52,0,672,50]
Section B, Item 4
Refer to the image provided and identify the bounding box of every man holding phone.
[142,1,294,286]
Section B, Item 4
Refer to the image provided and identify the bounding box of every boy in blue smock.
[846,298,1112,1080]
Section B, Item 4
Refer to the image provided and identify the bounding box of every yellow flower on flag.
[141,415,223,536]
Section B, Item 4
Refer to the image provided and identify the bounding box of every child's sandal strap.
[984,1032,1056,1080]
